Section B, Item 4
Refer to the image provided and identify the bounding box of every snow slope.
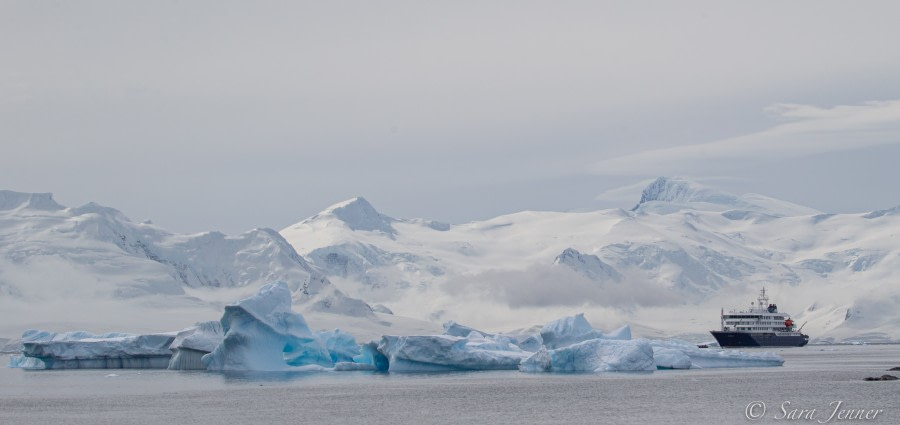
[0,190,382,337]
[281,180,900,343]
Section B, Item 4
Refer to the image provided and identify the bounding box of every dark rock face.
[863,374,899,381]
[887,367,900,371]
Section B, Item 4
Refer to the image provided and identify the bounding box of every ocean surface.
[1,344,898,425]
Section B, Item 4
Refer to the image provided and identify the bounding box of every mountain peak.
[631,177,820,216]
[633,177,735,210]
[322,197,395,235]
[0,190,64,212]
[554,248,622,281]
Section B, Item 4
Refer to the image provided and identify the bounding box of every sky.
[3,1,900,234]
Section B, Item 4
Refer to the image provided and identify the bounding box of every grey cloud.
[441,266,678,309]
[3,2,900,233]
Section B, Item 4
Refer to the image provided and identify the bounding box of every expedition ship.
[710,288,809,347]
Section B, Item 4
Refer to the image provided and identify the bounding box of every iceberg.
[539,313,630,349]
[520,338,655,373]
[377,332,529,372]
[648,339,784,368]
[17,329,174,370]
[8,354,46,369]
[353,341,390,371]
[442,320,489,338]
[506,333,543,352]
[202,282,333,371]
[651,347,693,369]
[444,320,542,352]
[167,321,224,370]
[316,329,361,364]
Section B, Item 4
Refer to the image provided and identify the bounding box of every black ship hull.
[710,331,809,347]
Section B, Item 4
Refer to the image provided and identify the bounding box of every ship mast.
[757,287,769,312]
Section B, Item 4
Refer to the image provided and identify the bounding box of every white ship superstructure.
[711,288,809,347]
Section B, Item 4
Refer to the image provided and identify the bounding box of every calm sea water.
[1,345,898,425]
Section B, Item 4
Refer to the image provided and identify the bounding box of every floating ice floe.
[203,282,333,371]
[648,339,784,368]
[14,329,174,369]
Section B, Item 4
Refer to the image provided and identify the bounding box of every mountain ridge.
[2,179,898,343]
[280,178,900,342]
[0,190,376,336]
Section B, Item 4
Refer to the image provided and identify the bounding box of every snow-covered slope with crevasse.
[0,190,386,337]
[281,180,900,343]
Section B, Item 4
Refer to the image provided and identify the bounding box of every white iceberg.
[202,282,333,371]
[444,320,544,352]
[539,313,631,349]
[520,338,655,373]
[167,321,225,370]
[442,320,488,338]
[648,339,784,368]
[377,332,529,372]
[508,334,543,352]
[17,329,174,369]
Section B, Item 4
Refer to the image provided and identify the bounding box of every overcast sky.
[3,1,900,234]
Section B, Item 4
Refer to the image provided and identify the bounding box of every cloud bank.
[591,100,900,176]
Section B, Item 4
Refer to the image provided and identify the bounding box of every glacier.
[203,282,333,371]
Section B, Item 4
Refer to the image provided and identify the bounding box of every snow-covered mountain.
[281,179,900,343]
[0,190,378,337]
[4,179,898,344]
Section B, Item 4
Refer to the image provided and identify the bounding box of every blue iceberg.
[520,338,656,372]
[377,332,529,372]
[203,282,333,371]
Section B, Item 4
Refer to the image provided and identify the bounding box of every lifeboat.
[784,319,794,328]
